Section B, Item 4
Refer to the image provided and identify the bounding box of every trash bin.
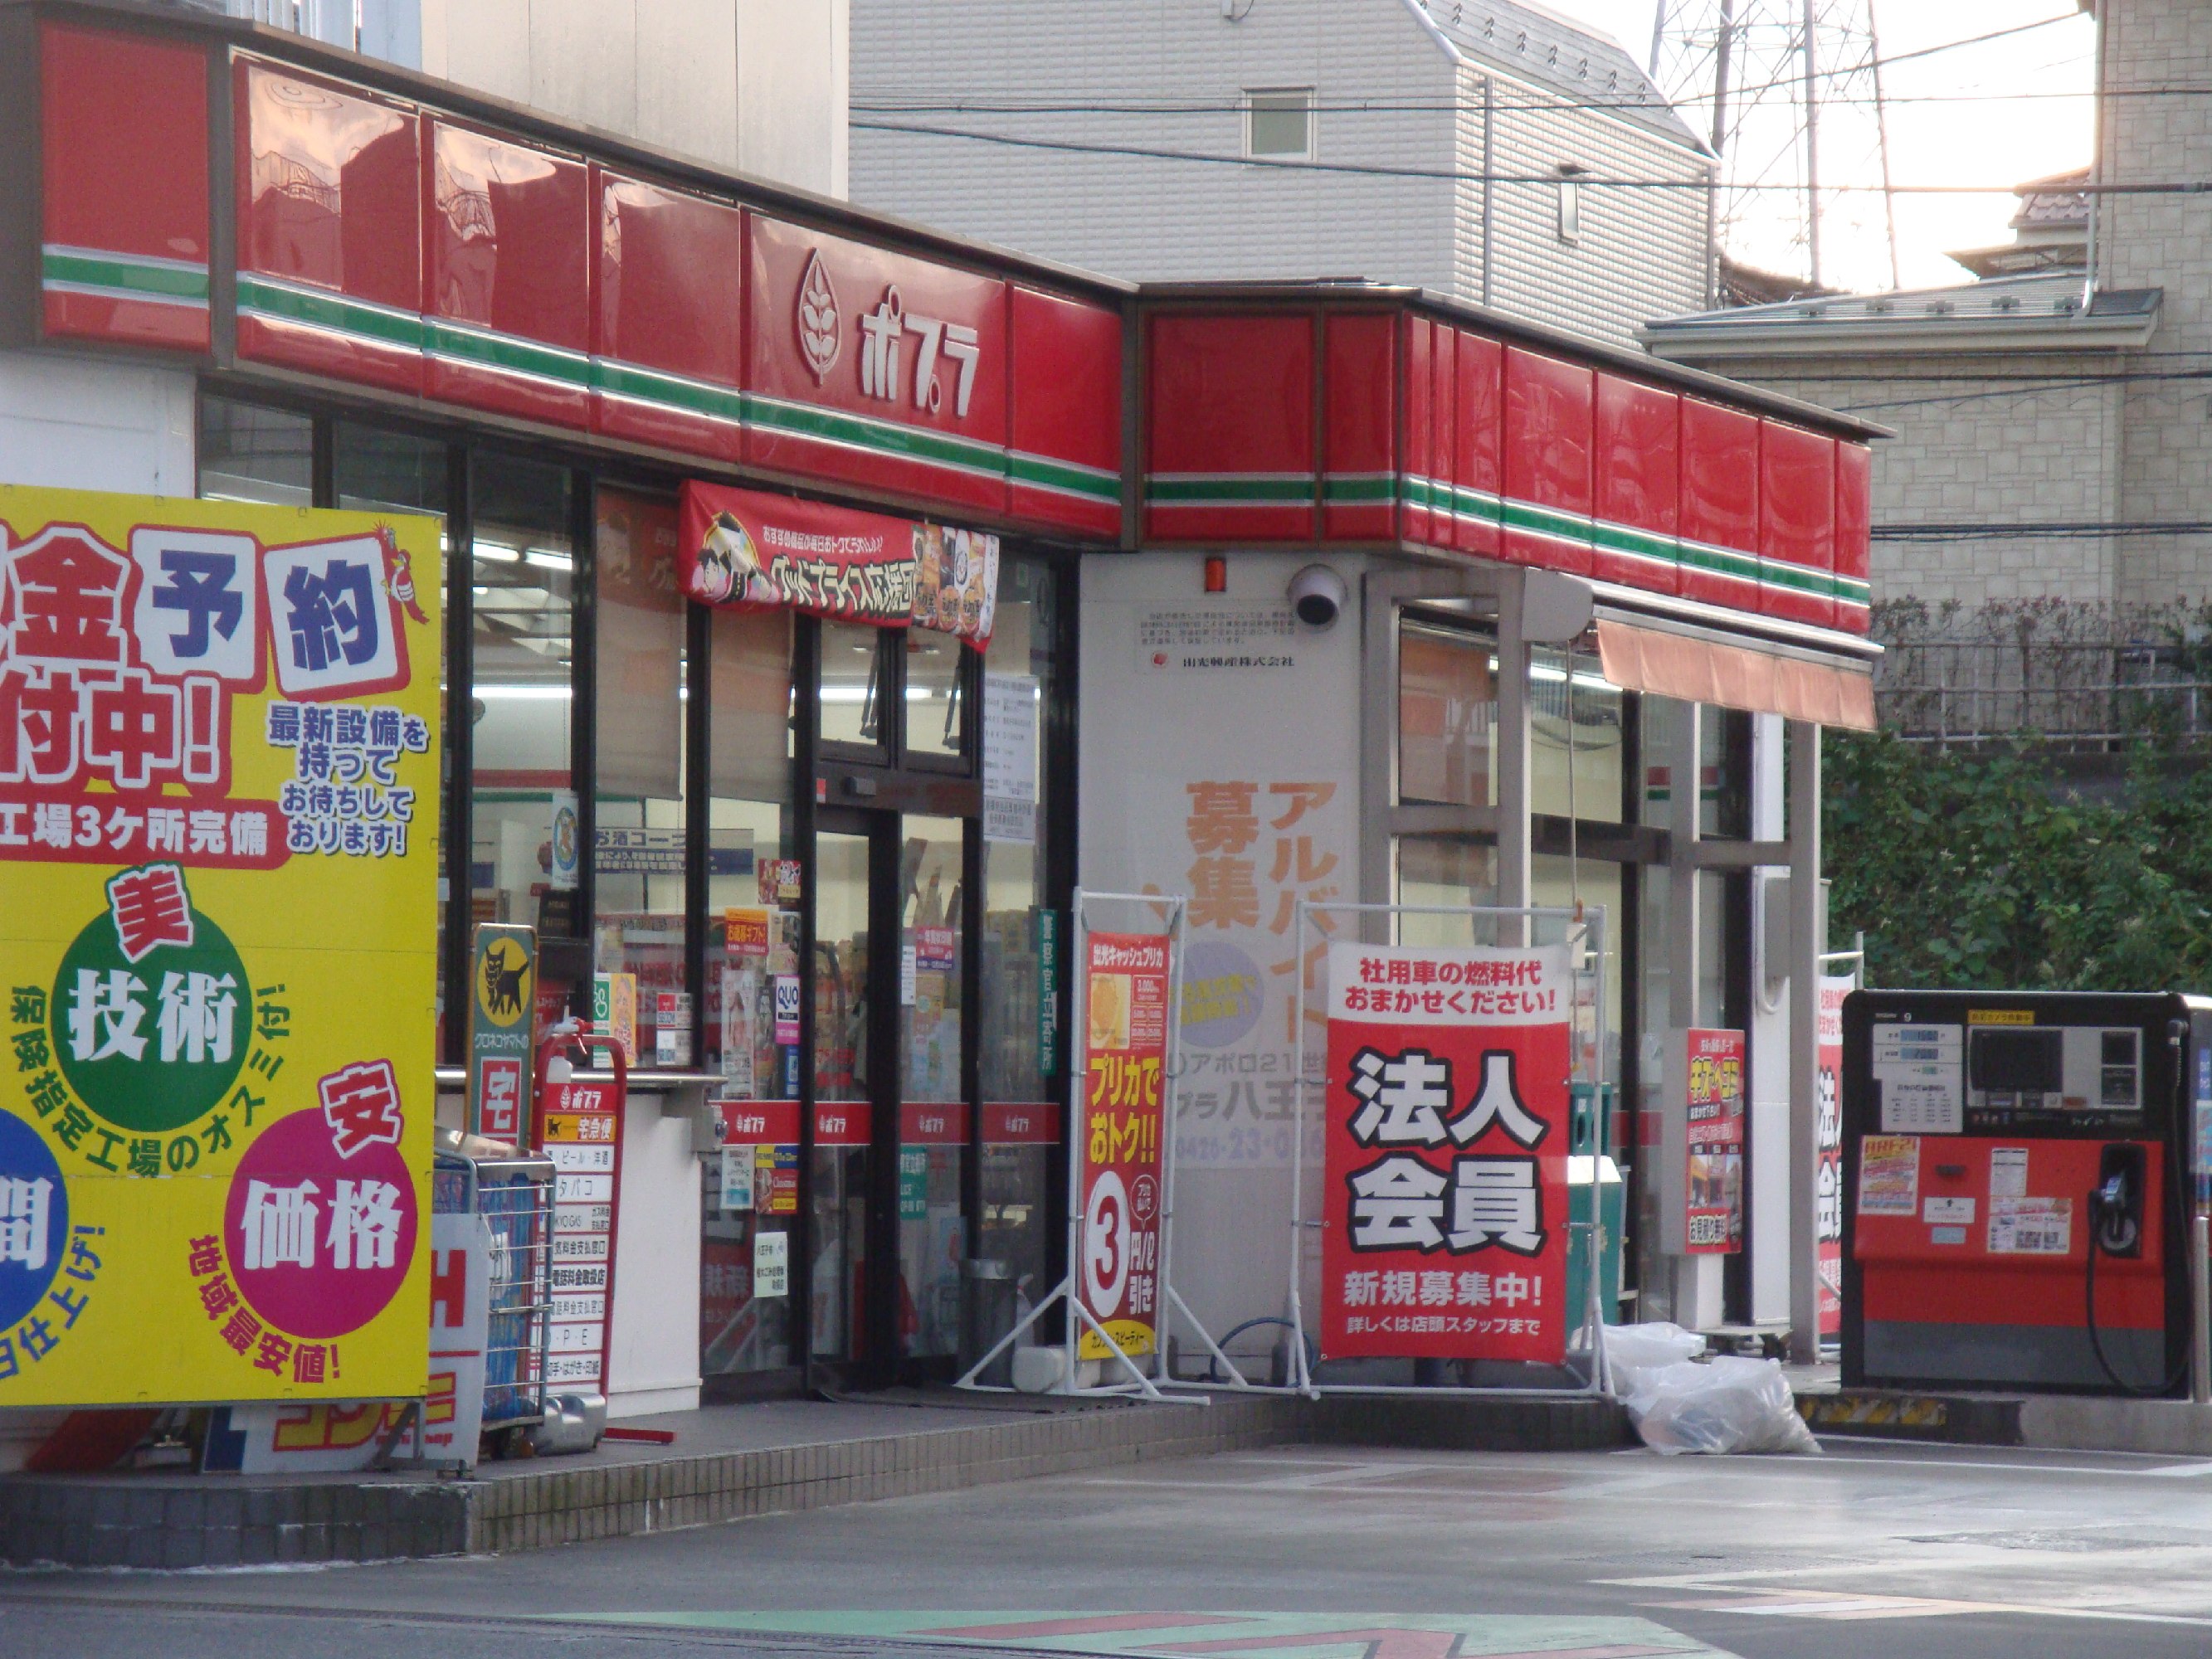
[1567,1083,1625,1328]
[961,1258,1017,1387]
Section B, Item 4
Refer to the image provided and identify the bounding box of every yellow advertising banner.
[0,484,440,1406]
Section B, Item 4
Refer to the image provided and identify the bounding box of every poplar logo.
[796,250,841,383]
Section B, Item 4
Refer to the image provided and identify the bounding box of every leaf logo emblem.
[797,250,841,383]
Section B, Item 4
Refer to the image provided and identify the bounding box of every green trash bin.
[1566,1082,1625,1328]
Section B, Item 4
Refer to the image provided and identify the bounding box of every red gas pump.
[1843,990,2212,1396]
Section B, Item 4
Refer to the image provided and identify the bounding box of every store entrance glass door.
[811,808,972,1381]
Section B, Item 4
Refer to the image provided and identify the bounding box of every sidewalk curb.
[0,1391,1630,1567]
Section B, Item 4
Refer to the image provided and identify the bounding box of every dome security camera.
[1288,563,1346,629]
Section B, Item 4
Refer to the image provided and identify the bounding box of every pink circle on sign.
[223,1107,417,1340]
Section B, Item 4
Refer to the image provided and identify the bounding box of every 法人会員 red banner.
[677,481,997,646]
[1075,930,1168,1360]
[1319,941,1572,1364]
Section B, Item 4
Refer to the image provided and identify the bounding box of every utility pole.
[1801,0,1821,289]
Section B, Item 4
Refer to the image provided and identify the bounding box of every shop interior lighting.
[524,548,573,572]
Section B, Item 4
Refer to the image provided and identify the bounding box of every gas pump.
[1841,990,2212,1396]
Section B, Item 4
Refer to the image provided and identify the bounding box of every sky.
[1548,1,2098,293]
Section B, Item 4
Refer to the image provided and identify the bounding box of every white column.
[1787,718,1824,1362]
[1667,703,1723,1326]
[1495,572,1531,939]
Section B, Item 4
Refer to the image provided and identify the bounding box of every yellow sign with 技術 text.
[0,485,440,1405]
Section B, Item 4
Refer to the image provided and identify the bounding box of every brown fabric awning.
[1596,618,1876,731]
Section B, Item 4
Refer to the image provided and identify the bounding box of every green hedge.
[1825,731,2212,993]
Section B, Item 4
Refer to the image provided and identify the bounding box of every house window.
[1245,88,1313,160]
[1557,164,1586,244]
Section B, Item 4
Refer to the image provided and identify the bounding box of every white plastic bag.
[1620,1352,1822,1456]
[1601,1320,1706,1398]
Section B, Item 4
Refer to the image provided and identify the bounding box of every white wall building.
[202,0,850,197]
[848,0,1714,350]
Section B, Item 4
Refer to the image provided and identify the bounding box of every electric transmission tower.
[1649,0,1899,295]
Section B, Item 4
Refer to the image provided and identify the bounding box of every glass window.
[1393,837,1497,946]
[978,558,1057,1319]
[334,423,448,518]
[899,814,967,1360]
[904,630,967,761]
[1635,863,1672,1323]
[980,559,1054,1103]
[1246,88,1313,159]
[700,607,801,1382]
[1532,854,1622,1087]
[705,607,797,1098]
[334,423,452,1047]
[820,620,888,752]
[811,830,872,1362]
[1532,644,1623,823]
[197,397,310,504]
[469,454,573,960]
[592,487,689,1064]
[1399,619,1494,807]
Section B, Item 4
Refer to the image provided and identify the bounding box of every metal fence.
[1873,634,2212,749]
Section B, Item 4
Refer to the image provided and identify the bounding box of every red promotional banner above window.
[677,480,998,647]
[1319,941,1573,1365]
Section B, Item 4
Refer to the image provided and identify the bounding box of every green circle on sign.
[51,907,251,1134]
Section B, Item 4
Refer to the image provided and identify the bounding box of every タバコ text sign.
[0,485,440,1405]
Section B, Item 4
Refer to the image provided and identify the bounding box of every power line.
[850,120,2212,197]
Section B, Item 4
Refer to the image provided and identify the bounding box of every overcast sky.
[1552,1,2097,292]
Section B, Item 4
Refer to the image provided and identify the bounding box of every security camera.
[1288,563,1346,629]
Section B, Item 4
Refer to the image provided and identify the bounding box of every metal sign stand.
[1280,901,1614,1400]
[957,889,1247,1400]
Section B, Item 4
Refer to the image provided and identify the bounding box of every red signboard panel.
[1145,312,1316,542]
[1400,316,1435,547]
[40,22,211,352]
[1323,312,1398,541]
[1076,931,1170,1361]
[1010,285,1123,538]
[1502,348,1593,575]
[424,119,591,429]
[592,169,746,464]
[1682,1027,1745,1253]
[982,1102,1060,1145]
[748,214,1011,518]
[1834,440,1872,635]
[1454,331,1504,559]
[1319,941,1572,1365]
[234,58,422,393]
[1678,397,1762,611]
[1593,374,1679,596]
[1759,421,1837,629]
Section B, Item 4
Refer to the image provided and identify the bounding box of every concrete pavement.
[12,1436,2212,1657]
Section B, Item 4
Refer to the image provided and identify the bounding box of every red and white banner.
[1683,1028,1746,1254]
[1816,976,1852,1335]
[678,480,997,646]
[1075,930,1169,1361]
[533,1074,626,1392]
[1320,942,1572,1364]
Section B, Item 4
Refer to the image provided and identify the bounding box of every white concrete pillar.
[1787,718,1824,1361]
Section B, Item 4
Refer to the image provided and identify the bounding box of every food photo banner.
[679,481,998,647]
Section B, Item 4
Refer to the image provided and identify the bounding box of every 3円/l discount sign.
[1320,942,1572,1365]
[1076,932,1168,1361]
[0,485,439,1406]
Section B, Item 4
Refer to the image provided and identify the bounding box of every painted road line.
[562,1611,1736,1659]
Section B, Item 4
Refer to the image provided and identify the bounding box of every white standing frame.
[955,888,1248,1400]
[1280,900,1615,1399]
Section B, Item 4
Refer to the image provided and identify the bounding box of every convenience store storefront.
[2,1,1881,1412]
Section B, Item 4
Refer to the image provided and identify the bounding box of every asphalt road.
[12,1436,2212,1659]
